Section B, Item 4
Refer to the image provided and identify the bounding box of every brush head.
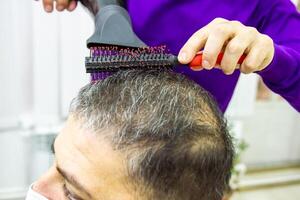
[86,45,179,81]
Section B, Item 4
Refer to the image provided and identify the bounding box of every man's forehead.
[56,116,134,198]
[62,116,123,166]
[60,116,127,177]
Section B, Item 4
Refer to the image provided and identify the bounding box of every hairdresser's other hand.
[178,18,274,75]
[41,0,78,12]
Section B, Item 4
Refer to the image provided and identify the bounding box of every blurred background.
[0,1,300,200]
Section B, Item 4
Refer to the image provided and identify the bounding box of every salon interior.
[1,0,300,200]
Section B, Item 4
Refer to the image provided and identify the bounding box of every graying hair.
[70,70,233,200]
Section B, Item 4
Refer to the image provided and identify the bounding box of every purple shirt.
[127,0,300,112]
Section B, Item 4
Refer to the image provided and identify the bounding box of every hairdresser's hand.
[178,18,274,74]
[41,0,78,12]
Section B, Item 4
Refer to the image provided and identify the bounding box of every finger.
[221,34,253,75]
[43,0,54,12]
[56,0,69,11]
[260,52,274,71]
[67,0,78,11]
[258,35,275,71]
[190,66,204,71]
[178,28,208,64]
[208,17,229,26]
[202,23,234,70]
[240,42,267,74]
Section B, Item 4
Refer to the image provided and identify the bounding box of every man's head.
[33,70,234,200]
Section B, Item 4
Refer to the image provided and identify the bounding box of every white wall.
[32,3,92,126]
[240,102,300,167]
[0,2,92,129]
[0,2,33,197]
[0,1,33,130]
[0,1,92,197]
[226,73,300,167]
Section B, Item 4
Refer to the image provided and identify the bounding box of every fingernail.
[57,5,64,11]
[45,5,53,12]
[178,52,188,63]
[67,1,77,11]
[202,60,211,69]
[191,66,203,71]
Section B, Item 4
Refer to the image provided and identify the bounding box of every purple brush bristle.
[90,46,116,82]
[89,45,170,82]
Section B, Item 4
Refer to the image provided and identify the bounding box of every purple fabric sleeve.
[257,0,300,112]
[258,45,300,111]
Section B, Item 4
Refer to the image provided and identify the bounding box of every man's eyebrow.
[51,137,56,154]
[56,165,92,199]
[50,137,92,199]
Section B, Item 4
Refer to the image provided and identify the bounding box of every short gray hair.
[70,70,233,200]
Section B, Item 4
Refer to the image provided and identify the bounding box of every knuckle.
[260,34,274,46]
[243,61,257,71]
[194,28,208,40]
[212,17,227,24]
[247,27,259,35]
[227,42,244,54]
[203,51,215,60]
[231,20,242,27]
[213,24,230,35]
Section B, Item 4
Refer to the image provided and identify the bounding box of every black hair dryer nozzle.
[79,0,146,48]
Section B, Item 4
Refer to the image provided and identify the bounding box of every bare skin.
[41,0,77,12]
[33,116,135,200]
[179,18,274,74]
[39,1,274,75]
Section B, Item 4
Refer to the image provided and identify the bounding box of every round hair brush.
[85,45,246,77]
[80,0,246,81]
